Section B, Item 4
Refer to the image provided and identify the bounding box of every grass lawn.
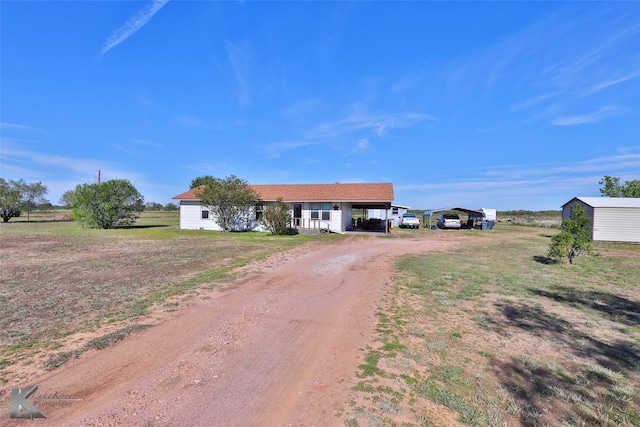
[0,215,339,384]
[347,225,639,427]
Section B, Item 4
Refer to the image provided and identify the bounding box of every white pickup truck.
[399,213,420,229]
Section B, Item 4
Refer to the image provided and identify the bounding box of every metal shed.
[562,197,640,243]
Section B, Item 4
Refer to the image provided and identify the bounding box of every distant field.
[7,210,178,223]
[347,225,639,426]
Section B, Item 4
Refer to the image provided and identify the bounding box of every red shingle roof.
[173,183,394,202]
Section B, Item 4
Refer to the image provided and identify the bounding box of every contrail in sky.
[101,0,170,56]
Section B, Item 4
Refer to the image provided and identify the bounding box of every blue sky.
[1,1,639,210]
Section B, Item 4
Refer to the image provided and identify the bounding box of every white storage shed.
[562,197,640,243]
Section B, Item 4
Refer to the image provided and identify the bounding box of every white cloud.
[0,122,44,133]
[395,149,640,210]
[110,143,139,157]
[174,115,226,129]
[225,40,252,107]
[0,147,149,205]
[510,91,562,112]
[441,5,640,127]
[312,110,436,140]
[351,138,371,154]
[2,147,102,175]
[101,0,170,56]
[397,175,594,210]
[391,73,424,93]
[264,140,319,158]
[617,145,640,155]
[552,105,624,126]
[580,72,640,96]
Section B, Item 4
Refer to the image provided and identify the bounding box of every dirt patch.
[597,249,640,258]
[0,232,464,426]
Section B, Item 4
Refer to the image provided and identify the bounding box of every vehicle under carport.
[423,207,496,230]
[349,203,393,234]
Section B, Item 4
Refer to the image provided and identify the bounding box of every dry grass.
[347,225,639,427]
[0,215,329,385]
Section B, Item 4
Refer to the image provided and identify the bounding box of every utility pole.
[97,170,101,184]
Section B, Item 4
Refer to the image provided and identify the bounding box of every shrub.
[261,198,292,235]
[547,205,593,264]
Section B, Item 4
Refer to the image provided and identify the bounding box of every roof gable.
[563,197,640,208]
[173,182,394,202]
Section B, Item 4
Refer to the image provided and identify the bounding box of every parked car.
[399,213,420,229]
[437,214,461,229]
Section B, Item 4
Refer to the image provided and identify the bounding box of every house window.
[201,207,209,219]
[392,206,399,215]
[310,202,331,221]
[322,202,331,220]
[310,202,320,220]
[255,202,264,220]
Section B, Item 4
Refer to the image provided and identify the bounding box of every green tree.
[59,190,76,208]
[145,202,164,211]
[190,175,215,189]
[0,178,49,222]
[547,205,593,265]
[0,178,22,222]
[195,175,258,231]
[261,198,292,235]
[164,202,178,211]
[72,179,145,229]
[621,179,640,197]
[20,180,49,221]
[599,175,640,197]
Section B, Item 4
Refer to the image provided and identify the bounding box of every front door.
[293,203,302,227]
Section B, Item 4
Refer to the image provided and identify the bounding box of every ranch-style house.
[172,182,395,234]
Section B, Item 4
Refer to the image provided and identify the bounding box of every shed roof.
[173,182,394,203]
[563,197,640,209]
[423,207,486,217]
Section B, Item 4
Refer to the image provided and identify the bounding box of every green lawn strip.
[347,226,639,427]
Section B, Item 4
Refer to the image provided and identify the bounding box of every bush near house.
[261,198,292,235]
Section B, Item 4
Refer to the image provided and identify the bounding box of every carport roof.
[423,207,486,217]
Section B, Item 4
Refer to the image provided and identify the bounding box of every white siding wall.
[328,204,343,232]
[290,202,344,232]
[179,201,264,231]
[563,201,640,243]
[179,201,221,230]
[180,200,345,232]
[593,208,640,243]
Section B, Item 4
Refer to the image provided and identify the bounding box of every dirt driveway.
[2,233,462,426]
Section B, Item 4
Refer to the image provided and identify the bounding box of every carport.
[423,207,494,230]
[350,203,392,234]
